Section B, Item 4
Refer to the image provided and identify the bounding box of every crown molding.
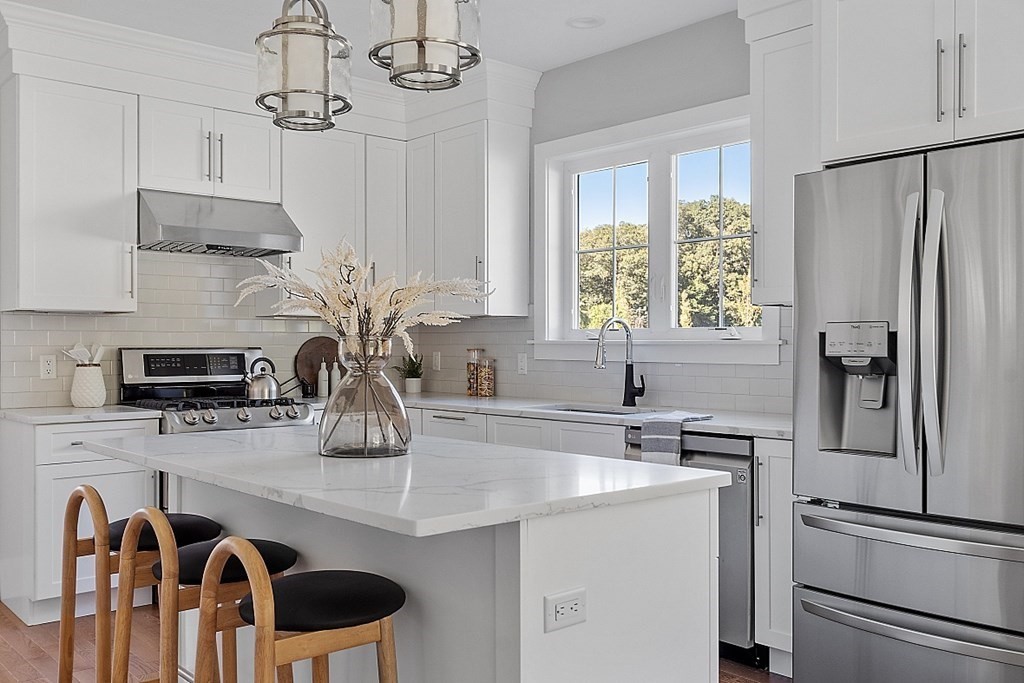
[737,0,813,42]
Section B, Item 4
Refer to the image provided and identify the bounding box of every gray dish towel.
[640,411,713,465]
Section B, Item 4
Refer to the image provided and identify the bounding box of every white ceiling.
[7,0,738,81]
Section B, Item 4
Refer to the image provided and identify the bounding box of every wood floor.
[0,600,790,682]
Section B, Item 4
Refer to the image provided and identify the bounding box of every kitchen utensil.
[295,336,341,388]
[67,344,91,364]
[244,357,281,400]
[92,345,106,364]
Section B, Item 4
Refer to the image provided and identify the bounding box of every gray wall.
[531,12,750,144]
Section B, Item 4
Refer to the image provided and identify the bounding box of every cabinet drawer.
[421,410,487,442]
[36,421,159,465]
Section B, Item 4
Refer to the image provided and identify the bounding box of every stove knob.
[202,408,218,425]
[269,405,284,420]
[183,410,200,426]
[237,407,252,423]
[286,405,301,419]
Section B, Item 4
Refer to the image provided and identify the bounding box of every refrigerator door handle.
[800,599,1024,668]
[799,512,1024,563]
[897,193,921,475]
[922,189,945,476]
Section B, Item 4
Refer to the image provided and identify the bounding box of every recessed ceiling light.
[566,16,605,30]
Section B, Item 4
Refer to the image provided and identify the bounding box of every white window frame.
[533,96,782,365]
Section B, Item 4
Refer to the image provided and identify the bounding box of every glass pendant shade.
[256,0,353,131]
[368,0,482,91]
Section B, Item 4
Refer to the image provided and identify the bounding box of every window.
[535,98,781,364]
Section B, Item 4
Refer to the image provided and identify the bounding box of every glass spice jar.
[477,358,496,397]
[467,348,484,396]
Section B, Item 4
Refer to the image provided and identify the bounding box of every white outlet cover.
[39,354,57,379]
[544,587,587,632]
[432,351,442,371]
[517,352,528,375]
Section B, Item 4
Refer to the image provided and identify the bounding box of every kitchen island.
[84,426,729,683]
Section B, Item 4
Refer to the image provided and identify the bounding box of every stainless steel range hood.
[138,189,303,258]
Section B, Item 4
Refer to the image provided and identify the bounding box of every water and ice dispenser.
[818,322,898,456]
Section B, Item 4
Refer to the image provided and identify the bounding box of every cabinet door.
[270,128,365,316]
[954,0,1024,140]
[753,438,794,657]
[820,0,955,161]
[9,78,138,313]
[550,421,626,458]
[750,27,818,306]
[421,410,486,441]
[408,408,423,435]
[138,97,214,195]
[434,122,486,315]
[486,415,549,450]
[213,110,281,202]
[35,459,154,600]
[366,136,407,283]
[406,135,436,310]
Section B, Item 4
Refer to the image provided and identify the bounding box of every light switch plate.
[432,351,442,371]
[517,352,528,375]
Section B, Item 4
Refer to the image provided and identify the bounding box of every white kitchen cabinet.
[549,421,625,459]
[0,416,159,625]
[750,26,818,306]
[366,136,408,284]
[408,408,423,435]
[138,97,281,202]
[486,415,548,450]
[0,77,138,313]
[406,135,436,309]
[408,120,530,316]
[753,437,794,675]
[421,409,487,441]
[820,0,956,161]
[952,0,1024,141]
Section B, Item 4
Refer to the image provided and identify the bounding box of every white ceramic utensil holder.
[70,364,106,408]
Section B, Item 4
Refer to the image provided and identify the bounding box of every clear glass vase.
[318,336,412,457]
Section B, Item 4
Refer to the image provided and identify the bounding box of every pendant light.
[256,0,353,131]
[368,0,482,91]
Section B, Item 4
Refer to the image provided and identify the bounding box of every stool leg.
[275,664,295,683]
[376,616,398,683]
[57,526,78,683]
[221,629,238,683]
[311,656,329,683]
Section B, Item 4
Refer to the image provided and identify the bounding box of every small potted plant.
[397,354,424,394]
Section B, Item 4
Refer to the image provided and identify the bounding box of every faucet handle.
[636,374,646,397]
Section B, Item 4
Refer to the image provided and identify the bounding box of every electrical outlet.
[432,351,442,371]
[517,352,528,375]
[39,354,57,379]
[544,587,586,632]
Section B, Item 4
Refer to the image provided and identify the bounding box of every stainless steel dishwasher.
[625,429,756,651]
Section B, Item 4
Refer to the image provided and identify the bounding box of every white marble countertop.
[83,426,730,537]
[0,405,164,425]
[395,393,793,440]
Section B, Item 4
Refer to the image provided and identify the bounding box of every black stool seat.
[152,538,298,586]
[108,513,221,552]
[239,570,406,632]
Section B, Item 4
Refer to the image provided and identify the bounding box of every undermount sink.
[529,403,664,416]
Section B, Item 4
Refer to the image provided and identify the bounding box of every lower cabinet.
[485,415,626,458]
[408,408,423,435]
[421,409,487,441]
[753,437,794,675]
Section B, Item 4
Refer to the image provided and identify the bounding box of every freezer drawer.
[794,587,1024,683]
[794,502,1024,633]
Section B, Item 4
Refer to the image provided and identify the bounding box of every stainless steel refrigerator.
[793,137,1024,682]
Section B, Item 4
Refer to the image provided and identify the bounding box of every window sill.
[529,339,783,365]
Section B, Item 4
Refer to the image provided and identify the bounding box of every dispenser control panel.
[824,322,889,357]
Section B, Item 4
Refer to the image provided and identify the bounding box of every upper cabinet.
[0,77,139,313]
[820,0,1024,162]
[366,136,408,284]
[408,120,530,317]
[139,97,281,202]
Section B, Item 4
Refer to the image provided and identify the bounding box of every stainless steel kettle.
[245,357,281,401]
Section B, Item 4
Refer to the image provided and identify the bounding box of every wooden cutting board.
[295,336,341,387]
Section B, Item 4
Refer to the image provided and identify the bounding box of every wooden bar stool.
[58,485,222,683]
[111,508,299,683]
[195,537,406,683]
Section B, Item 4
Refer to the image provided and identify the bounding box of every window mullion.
[647,149,672,335]
[717,146,725,328]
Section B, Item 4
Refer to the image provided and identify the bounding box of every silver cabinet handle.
[125,245,135,298]
[371,261,377,286]
[217,133,225,183]
[897,193,920,475]
[936,39,945,122]
[286,257,293,299]
[921,190,945,476]
[800,599,1024,667]
[70,441,84,446]
[753,458,762,527]
[474,256,482,281]
[205,131,212,180]
[801,512,1024,563]
[958,33,967,118]
[431,414,466,422]
[750,224,758,284]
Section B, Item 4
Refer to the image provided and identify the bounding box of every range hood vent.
[138,189,303,258]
